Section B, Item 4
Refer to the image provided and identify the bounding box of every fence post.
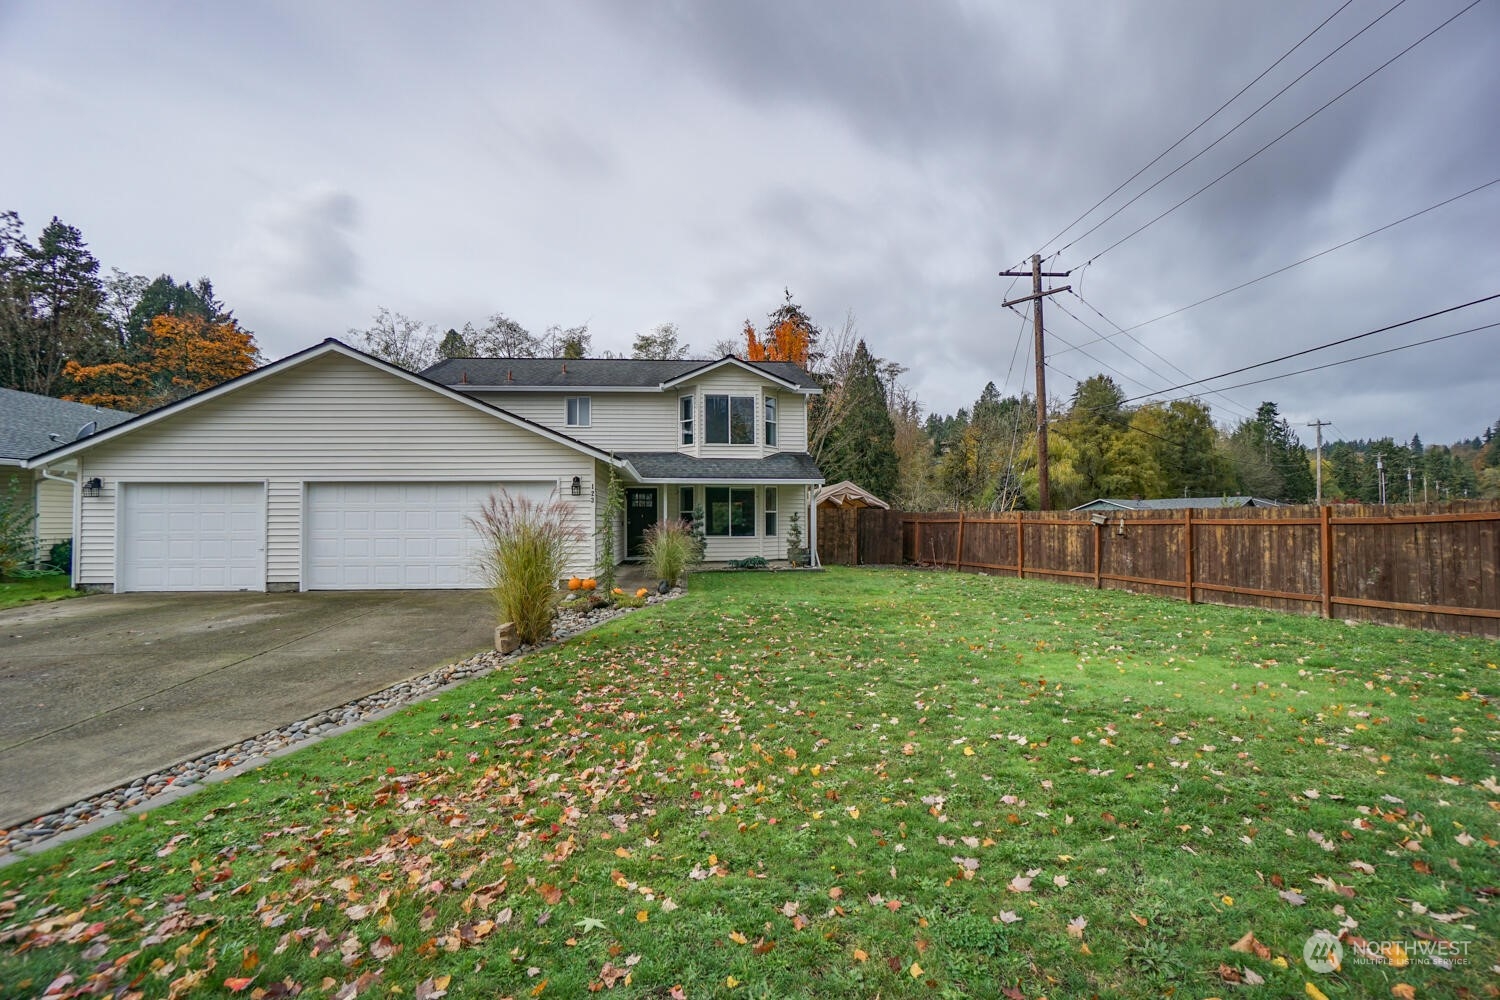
[955,511,966,571]
[1093,517,1102,589]
[914,517,922,568]
[1183,508,1195,604]
[1320,504,1333,619]
[1016,511,1025,579]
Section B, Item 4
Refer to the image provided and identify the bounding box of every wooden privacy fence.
[816,502,1500,637]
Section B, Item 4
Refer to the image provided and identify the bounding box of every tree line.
[0,212,259,412]
[6,211,1492,500]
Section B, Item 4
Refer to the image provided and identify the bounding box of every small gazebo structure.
[815,480,890,511]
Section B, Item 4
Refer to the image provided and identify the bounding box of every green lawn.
[0,573,79,610]
[2,568,1495,998]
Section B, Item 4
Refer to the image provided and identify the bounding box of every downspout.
[808,484,821,568]
[39,462,80,588]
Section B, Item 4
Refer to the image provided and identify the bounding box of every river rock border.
[0,591,678,863]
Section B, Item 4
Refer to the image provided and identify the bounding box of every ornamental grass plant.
[470,491,582,644]
[642,519,700,587]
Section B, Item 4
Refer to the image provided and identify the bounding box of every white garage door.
[304,482,553,590]
[120,483,266,592]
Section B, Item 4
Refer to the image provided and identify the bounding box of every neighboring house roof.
[617,451,823,484]
[26,339,621,468]
[0,387,132,464]
[422,356,821,393]
[1072,496,1284,511]
[815,480,890,509]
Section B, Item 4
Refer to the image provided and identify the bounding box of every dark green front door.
[626,488,658,557]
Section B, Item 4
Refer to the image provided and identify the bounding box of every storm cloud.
[1,0,1495,443]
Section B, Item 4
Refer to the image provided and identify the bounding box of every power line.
[1076,0,1484,265]
[1112,175,1500,334]
[1118,292,1500,405]
[1056,291,1258,421]
[1046,297,1181,396]
[1034,0,1358,257]
[1146,319,1500,401]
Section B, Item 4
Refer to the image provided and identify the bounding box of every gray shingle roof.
[421,356,820,391]
[0,387,132,461]
[618,451,823,483]
[1072,496,1283,511]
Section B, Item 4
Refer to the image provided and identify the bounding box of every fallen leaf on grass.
[1230,931,1271,959]
[1391,985,1416,999]
[1066,916,1087,939]
[1278,889,1306,906]
[415,975,450,1000]
[1305,983,1330,1000]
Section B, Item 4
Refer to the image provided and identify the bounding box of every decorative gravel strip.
[0,591,677,861]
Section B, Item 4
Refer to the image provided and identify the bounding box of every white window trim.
[705,485,756,537]
[680,394,695,445]
[705,393,756,446]
[566,395,591,428]
[764,395,778,447]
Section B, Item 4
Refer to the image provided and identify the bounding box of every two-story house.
[23,339,824,593]
[421,355,823,564]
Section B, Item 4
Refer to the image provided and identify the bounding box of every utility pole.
[1406,466,1414,504]
[1307,419,1330,505]
[1376,454,1386,504]
[999,255,1070,509]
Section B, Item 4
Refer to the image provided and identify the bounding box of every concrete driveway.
[0,590,495,829]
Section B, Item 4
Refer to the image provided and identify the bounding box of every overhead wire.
[1116,292,1500,405]
[1108,176,1500,334]
[1074,0,1486,266]
[1040,0,1367,257]
[1142,319,1500,402]
[1062,292,1259,420]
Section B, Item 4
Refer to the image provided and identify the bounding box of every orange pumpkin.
[567,577,582,591]
[582,578,597,591]
[612,587,625,596]
[635,587,649,598]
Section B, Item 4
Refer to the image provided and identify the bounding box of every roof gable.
[0,387,132,462]
[26,339,618,467]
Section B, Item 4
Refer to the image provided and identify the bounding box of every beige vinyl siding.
[471,391,678,452]
[71,352,599,587]
[687,483,801,561]
[772,390,808,452]
[33,473,73,553]
[685,370,772,459]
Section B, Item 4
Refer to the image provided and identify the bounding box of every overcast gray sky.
[3,1,1497,444]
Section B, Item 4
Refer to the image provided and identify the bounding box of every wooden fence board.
[816,501,1500,638]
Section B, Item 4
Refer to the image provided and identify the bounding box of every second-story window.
[706,394,755,445]
[764,396,778,446]
[565,396,591,427]
[680,395,694,445]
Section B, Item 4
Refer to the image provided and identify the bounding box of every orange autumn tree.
[742,289,817,366]
[65,313,259,411]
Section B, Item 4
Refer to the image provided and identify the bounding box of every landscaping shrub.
[728,555,769,570]
[642,519,700,587]
[0,474,37,579]
[470,491,583,645]
[48,538,71,574]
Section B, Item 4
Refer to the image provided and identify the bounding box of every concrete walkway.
[0,590,494,829]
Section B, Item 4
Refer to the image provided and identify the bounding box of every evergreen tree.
[438,327,470,359]
[820,340,898,502]
[0,215,111,396]
[124,275,234,347]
